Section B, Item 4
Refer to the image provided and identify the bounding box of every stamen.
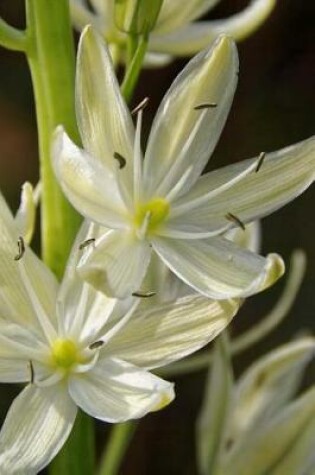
[138,211,151,239]
[113,152,127,169]
[194,103,217,110]
[29,360,35,384]
[79,238,96,250]
[89,340,104,350]
[131,97,149,115]
[226,212,245,231]
[14,236,25,261]
[132,291,156,298]
[255,152,266,172]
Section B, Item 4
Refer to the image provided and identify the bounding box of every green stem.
[25,1,93,473]
[26,0,81,279]
[98,422,137,475]
[121,34,148,102]
[0,17,27,51]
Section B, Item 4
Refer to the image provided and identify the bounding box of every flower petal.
[143,36,238,199]
[69,357,174,422]
[104,295,239,369]
[76,26,135,199]
[170,137,315,234]
[228,338,315,444]
[221,386,315,475]
[152,236,284,299]
[0,385,77,474]
[14,182,36,244]
[155,0,221,34]
[78,229,152,298]
[150,0,276,55]
[52,127,127,228]
[0,191,58,329]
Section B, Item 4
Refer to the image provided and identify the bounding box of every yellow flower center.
[134,198,170,236]
[51,339,82,371]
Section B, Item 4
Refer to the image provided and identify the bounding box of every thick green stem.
[26,0,81,279]
[98,422,137,475]
[25,1,93,473]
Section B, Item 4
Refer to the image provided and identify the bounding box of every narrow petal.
[170,137,315,233]
[76,26,135,199]
[152,236,284,299]
[14,182,36,244]
[228,338,315,443]
[221,386,315,475]
[78,229,152,298]
[143,36,238,199]
[69,357,174,422]
[104,295,239,369]
[0,385,77,474]
[155,0,221,34]
[196,339,233,475]
[225,221,261,253]
[52,127,127,228]
[0,191,58,329]
[150,0,276,55]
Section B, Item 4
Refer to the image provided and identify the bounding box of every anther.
[226,212,245,231]
[131,97,150,115]
[113,152,127,169]
[255,152,266,173]
[79,238,96,250]
[132,291,156,298]
[194,103,217,110]
[29,360,35,384]
[89,340,104,350]
[14,236,25,261]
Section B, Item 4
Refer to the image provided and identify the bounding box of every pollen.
[134,198,170,235]
[51,339,82,370]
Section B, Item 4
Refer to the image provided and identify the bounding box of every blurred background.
[0,1,314,473]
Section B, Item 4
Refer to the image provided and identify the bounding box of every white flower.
[197,337,315,475]
[52,27,315,300]
[0,193,239,474]
[70,0,276,66]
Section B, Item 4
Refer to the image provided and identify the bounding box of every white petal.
[170,137,315,233]
[196,338,233,475]
[0,191,58,330]
[52,127,127,228]
[104,295,239,369]
[153,236,284,299]
[225,221,261,253]
[14,182,36,244]
[150,0,276,55]
[76,26,135,200]
[228,338,315,443]
[69,357,174,422]
[78,229,152,298]
[0,385,77,474]
[221,386,315,475]
[155,0,221,34]
[143,36,238,199]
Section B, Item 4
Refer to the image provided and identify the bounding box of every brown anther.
[79,238,96,250]
[194,103,217,110]
[131,97,150,115]
[255,152,266,173]
[113,152,127,169]
[225,212,245,231]
[29,360,35,384]
[89,340,104,350]
[132,291,156,298]
[14,236,25,261]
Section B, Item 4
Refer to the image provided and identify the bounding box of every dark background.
[0,1,314,474]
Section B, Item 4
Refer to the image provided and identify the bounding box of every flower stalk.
[25,0,81,279]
